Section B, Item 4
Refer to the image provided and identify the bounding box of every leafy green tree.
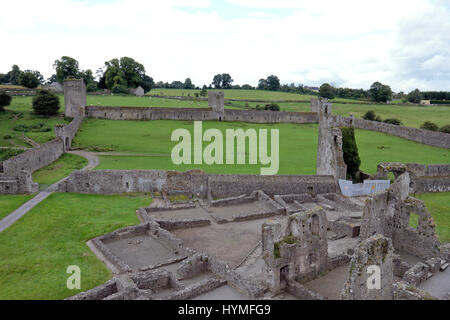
[32,90,60,116]
[212,73,233,89]
[369,82,392,103]
[0,73,9,83]
[0,92,12,111]
[319,83,335,99]
[140,75,154,92]
[221,73,233,89]
[406,89,422,104]
[9,65,22,85]
[104,57,151,92]
[212,74,222,89]
[53,56,80,83]
[266,75,280,91]
[341,127,361,182]
[46,74,57,85]
[200,85,208,97]
[183,78,194,89]
[18,71,41,88]
[420,121,438,131]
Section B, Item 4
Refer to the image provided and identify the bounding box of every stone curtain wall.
[0,139,65,177]
[0,80,86,194]
[58,169,337,197]
[333,115,450,149]
[85,106,319,124]
[1,110,85,177]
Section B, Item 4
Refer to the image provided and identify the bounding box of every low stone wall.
[85,106,318,124]
[334,115,450,149]
[58,169,337,198]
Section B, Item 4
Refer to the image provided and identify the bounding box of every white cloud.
[0,0,448,92]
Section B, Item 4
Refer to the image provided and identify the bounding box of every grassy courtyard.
[415,192,450,244]
[72,119,450,175]
[32,153,88,190]
[0,192,150,300]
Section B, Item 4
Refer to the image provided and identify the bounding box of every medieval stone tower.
[64,79,86,118]
[316,99,347,180]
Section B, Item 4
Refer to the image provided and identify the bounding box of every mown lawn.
[72,119,450,175]
[0,192,151,300]
[148,88,363,103]
[415,192,450,244]
[0,194,35,221]
[32,153,88,190]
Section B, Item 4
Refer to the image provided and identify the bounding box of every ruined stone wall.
[85,106,318,124]
[0,138,65,177]
[333,115,450,149]
[375,163,450,193]
[341,234,394,300]
[0,171,38,194]
[58,169,337,197]
[360,173,442,260]
[1,110,85,178]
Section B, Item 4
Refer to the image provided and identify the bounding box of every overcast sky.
[1,0,449,92]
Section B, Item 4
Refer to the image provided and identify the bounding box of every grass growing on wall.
[415,192,450,244]
[0,192,151,300]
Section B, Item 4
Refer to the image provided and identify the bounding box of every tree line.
[1,59,449,102]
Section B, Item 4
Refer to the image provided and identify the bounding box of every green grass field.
[72,119,450,174]
[0,194,35,221]
[148,88,364,103]
[0,192,151,300]
[415,192,450,243]
[32,153,88,190]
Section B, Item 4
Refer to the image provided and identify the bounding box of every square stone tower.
[208,91,225,120]
[64,79,86,118]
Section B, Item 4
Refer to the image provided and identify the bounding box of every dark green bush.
[264,103,280,111]
[3,134,12,140]
[86,82,98,92]
[439,125,450,134]
[420,121,439,131]
[0,92,12,111]
[32,90,60,116]
[383,118,402,125]
[341,127,361,183]
[362,110,376,121]
[111,84,129,94]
